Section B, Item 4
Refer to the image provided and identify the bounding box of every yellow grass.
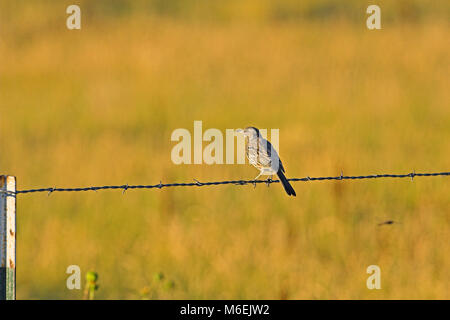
[0,2,449,299]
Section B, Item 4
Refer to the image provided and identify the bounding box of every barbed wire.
[1,171,449,197]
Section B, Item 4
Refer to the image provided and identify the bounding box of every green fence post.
[0,175,16,300]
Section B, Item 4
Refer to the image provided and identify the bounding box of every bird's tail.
[277,170,296,196]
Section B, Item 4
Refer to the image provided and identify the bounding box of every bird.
[236,127,296,196]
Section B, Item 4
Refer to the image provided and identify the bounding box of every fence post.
[0,175,16,300]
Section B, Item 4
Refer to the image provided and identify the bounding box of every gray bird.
[236,127,296,196]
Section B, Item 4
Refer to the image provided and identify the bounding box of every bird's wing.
[257,137,282,171]
[279,160,285,173]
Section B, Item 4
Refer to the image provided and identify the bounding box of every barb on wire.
[0,171,449,197]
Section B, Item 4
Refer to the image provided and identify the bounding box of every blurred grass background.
[0,0,449,299]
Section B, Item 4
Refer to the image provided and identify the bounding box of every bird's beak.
[235,128,244,134]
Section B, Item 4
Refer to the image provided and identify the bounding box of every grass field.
[0,1,449,299]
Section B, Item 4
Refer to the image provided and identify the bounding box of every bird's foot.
[252,174,262,188]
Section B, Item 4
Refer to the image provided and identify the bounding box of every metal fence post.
[0,175,16,300]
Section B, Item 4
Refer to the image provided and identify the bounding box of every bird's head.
[236,127,260,139]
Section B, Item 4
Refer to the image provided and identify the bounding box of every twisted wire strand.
[1,171,449,197]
